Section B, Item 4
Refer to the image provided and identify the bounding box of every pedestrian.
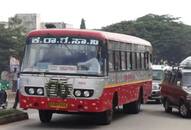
[13,73,20,109]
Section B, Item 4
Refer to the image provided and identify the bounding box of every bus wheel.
[127,100,141,114]
[96,109,113,125]
[126,96,141,114]
[123,103,128,113]
[39,110,53,123]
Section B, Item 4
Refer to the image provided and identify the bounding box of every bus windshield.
[21,40,104,76]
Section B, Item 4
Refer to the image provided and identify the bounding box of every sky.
[0,0,191,29]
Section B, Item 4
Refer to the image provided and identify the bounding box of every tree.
[0,17,26,72]
[80,18,86,29]
[102,14,191,65]
[45,23,56,28]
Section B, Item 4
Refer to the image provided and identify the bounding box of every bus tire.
[127,93,141,114]
[123,103,129,113]
[127,100,141,114]
[96,109,113,125]
[39,110,53,123]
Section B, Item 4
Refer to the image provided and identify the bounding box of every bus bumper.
[19,94,111,113]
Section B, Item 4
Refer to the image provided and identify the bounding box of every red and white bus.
[19,29,152,124]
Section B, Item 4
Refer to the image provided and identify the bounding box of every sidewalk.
[6,90,16,108]
[6,90,16,100]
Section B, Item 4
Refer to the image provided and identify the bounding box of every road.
[1,102,191,130]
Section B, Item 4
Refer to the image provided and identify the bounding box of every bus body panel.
[20,79,151,112]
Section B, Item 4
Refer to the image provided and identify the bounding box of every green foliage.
[80,18,86,29]
[0,17,26,72]
[102,14,191,65]
[0,109,24,117]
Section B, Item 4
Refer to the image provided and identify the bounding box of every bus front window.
[21,43,103,75]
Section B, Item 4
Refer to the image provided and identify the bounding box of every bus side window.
[144,52,149,70]
[108,50,114,71]
[121,51,126,70]
[129,52,133,70]
[113,51,120,71]
[141,53,144,70]
[134,52,137,70]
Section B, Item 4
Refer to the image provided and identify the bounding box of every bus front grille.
[45,79,73,98]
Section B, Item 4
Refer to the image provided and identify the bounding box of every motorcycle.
[0,80,9,109]
[0,90,8,109]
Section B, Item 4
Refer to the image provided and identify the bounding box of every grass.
[0,109,24,117]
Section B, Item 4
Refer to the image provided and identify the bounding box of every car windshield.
[21,37,104,76]
[182,73,191,87]
[152,70,163,80]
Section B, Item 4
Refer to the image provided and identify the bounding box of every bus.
[19,29,152,124]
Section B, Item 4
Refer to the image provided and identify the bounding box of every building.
[41,22,72,29]
[9,13,41,32]
[8,13,73,32]
[0,21,8,28]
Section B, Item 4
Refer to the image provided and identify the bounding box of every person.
[78,58,101,73]
[13,74,20,109]
[78,51,101,74]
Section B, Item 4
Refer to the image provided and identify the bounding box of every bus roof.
[28,29,151,46]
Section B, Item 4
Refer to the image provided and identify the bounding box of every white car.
[149,65,171,102]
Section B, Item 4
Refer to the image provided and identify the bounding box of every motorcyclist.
[0,81,8,109]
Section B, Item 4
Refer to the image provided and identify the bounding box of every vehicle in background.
[149,65,170,103]
[160,56,191,118]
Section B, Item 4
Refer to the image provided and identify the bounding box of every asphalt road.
[1,101,191,130]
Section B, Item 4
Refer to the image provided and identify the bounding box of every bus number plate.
[48,102,68,109]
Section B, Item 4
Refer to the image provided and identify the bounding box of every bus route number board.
[31,37,99,45]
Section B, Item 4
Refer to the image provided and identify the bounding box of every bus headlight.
[25,87,44,96]
[74,90,82,97]
[84,91,90,97]
[74,89,94,97]
[28,88,35,95]
[37,88,44,95]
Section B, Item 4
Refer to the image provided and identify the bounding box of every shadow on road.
[142,104,190,120]
[22,108,137,129]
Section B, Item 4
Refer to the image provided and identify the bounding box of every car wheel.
[179,103,190,118]
[164,100,172,113]
[39,110,53,123]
